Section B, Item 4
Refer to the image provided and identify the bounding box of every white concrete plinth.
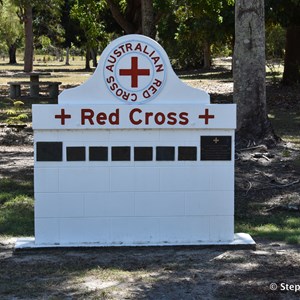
[15,233,255,250]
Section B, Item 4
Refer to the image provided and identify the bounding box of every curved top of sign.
[59,34,210,105]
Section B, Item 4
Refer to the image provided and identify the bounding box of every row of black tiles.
[36,136,232,162]
[36,142,198,162]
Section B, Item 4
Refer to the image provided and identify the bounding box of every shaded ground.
[1,237,300,299]
[1,60,300,299]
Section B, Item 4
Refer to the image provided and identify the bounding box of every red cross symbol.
[55,108,71,125]
[198,109,215,125]
[119,56,150,88]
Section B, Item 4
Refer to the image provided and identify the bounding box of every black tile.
[134,147,153,161]
[89,147,108,161]
[67,147,86,161]
[178,146,197,161]
[156,146,175,161]
[201,136,232,161]
[112,146,130,161]
[36,142,62,161]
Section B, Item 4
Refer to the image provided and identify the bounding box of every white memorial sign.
[17,34,255,248]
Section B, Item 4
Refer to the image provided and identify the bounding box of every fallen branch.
[237,145,267,152]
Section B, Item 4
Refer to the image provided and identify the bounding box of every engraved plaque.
[201,136,232,161]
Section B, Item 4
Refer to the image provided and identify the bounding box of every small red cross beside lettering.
[119,56,150,88]
[55,109,71,125]
[198,109,215,125]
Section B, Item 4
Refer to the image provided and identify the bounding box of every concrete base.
[15,233,255,250]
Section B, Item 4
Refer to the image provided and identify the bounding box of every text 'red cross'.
[55,108,71,125]
[198,109,215,125]
[119,56,150,88]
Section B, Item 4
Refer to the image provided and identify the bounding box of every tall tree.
[13,0,63,72]
[141,0,155,38]
[266,0,300,85]
[19,1,34,72]
[233,0,274,145]
[61,0,80,65]
[0,0,23,64]
[158,0,234,69]
[71,0,112,70]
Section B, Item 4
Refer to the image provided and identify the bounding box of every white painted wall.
[34,129,234,245]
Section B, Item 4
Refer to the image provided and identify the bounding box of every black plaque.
[67,146,86,161]
[37,142,63,161]
[112,146,131,161]
[89,147,108,161]
[201,136,232,161]
[134,147,153,161]
[156,146,175,161]
[178,146,197,161]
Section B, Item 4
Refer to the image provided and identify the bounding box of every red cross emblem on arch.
[119,56,150,88]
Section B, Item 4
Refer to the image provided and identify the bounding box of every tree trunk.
[233,0,274,145]
[141,0,155,38]
[24,3,33,72]
[65,47,70,65]
[203,41,211,69]
[107,0,136,34]
[91,48,98,67]
[282,26,300,85]
[85,47,91,70]
[8,44,17,64]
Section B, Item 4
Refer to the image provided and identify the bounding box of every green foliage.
[32,0,65,49]
[236,213,300,244]
[0,0,24,50]
[70,0,111,51]
[266,0,300,27]
[0,178,34,236]
[266,24,286,59]
[5,100,28,124]
[0,195,34,235]
[158,0,234,69]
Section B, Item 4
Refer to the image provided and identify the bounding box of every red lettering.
[110,82,118,91]
[106,65,114,72]
[149,85,157,94]
[153,79,162,87]
[134,43,142,52]
[154,112,165,125]
[81,109,94,125]
[129,108,142,125]
[114,48,122,57]
[155,64,164,72]
[145,112,154,125]
[179,112,189,125]
[122,91,130,101]
[106,76,115,84]
[167,112,177,125]
[151,56,160,64]
[109,109,120,125]
[125,43,133,52]
[143,90,151,98]
[119,44,125,53]
[131,93,137,102]
[116,88,123,96]
[149,50,155,57]
[143,45,149,55]
[96,112,107,125]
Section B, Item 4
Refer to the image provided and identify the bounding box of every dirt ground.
[1,65,300,299]
[0,235,300,299]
